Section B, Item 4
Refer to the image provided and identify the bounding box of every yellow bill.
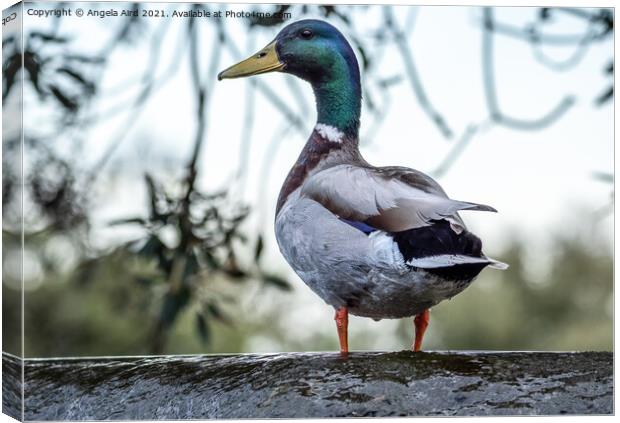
[218,40,285,80]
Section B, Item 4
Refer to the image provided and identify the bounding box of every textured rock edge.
[3,351,614,420]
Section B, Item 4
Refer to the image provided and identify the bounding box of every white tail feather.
[487,258,509,270]
[407,254,509,270]
[407,255,492,268]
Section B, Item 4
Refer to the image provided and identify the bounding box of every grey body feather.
[275,190,485,319]
[300,164,495,232]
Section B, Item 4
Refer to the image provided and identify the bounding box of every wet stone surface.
[3,351,613,419]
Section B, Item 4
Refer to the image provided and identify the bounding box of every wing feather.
[300,164,496,232]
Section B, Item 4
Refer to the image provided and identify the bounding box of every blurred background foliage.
[2,3,613,356]
[2,225,613,355]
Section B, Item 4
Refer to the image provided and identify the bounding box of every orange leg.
[412,309,430,352]
[334,307,349,357]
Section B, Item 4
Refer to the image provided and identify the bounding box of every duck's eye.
[300,29,313,39]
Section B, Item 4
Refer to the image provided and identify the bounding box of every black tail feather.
[392,220,486,280]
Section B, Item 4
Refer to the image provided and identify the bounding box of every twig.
[235,36,258,192]
[531,35,591,72]
[184,12,211,198]
[528,9,600,72]
[361,75,395,147]
[488,19,607,45]
[482,8,575,131]
[254,79,307,132]
[219,25,311,134]
[152,9,216,354]
[285,76,311,117]
[384,6,454,139]
[235,80,256,192]
[256,122,294,222]
[85,18,174,185]
[430,120,493,178]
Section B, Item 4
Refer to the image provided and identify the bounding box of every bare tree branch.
[531,36,591,72]
[235,37,257,191]
[384,6,454,140]
[430,120,493,178]
[220,27,308,134]
[488,19,608,45]
[80,28,186,126]
[85,18,174,185]
[482,7,576,131]
[183,6,225,204]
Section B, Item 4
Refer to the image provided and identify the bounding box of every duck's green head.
[219,19,361,137]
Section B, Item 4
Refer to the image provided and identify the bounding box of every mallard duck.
[219,19,507,356]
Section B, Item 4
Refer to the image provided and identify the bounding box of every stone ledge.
[2,351,613,420]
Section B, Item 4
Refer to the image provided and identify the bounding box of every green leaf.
[63,54,105,64]
[254,235,264,261]
[144,173,163,222]
[195,313,210,344]
[203,251,220,270]
[223,253,247,280]
[182,251,200,282]
[595,86,613,106]
[133,271,166,286]
[108,217,147,226]
[225,267,248,280]
[138,235,165,257]
[232,213,249,223]
[30,32,69,43]
[263,274,292,291]
[159,288,190,328]
[206,302,231,325]
[56,67,96,94]
[49,85,78,112]
[72,257,101,286]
